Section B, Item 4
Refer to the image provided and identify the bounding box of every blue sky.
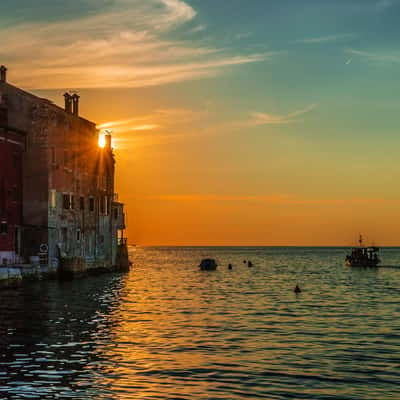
[2,0,400,244]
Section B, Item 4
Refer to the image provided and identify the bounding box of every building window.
[76,229,81,242]
[105,174,111,191]
[100,196,105,214]
[0,221,7,235]
[89,197,95,212]
[105,196,110,215]
[70,194,75,210]
[0,105,7,125]
[13,152,19,169]
[114,208,118,220]
[63,194,70,210]
[80,196,85,210]
[61,227,68,243]
[50,190,56,208]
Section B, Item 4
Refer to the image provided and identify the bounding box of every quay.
[0,66,130,289]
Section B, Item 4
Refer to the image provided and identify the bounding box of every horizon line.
[130,244,400,248]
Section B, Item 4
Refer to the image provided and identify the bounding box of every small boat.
[199,258,217,271]
[345,235,381,267]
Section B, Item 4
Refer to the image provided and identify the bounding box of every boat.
[345,235,381,267]
[199,258,217,271]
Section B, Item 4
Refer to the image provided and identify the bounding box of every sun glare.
[98,134,106,148]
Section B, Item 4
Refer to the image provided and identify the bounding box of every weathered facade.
[0,119,25,264]
[0,65,128,276]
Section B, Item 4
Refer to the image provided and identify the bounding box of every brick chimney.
[64,93,72,113]
[105,132,112,149]
[71,94,80,116]
[0,66,7,83]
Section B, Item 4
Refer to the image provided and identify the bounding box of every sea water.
[0,246,400,399]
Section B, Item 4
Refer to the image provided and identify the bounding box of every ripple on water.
[0,247,400,399]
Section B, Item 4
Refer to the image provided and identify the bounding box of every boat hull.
[345,256,380,267]
[345,260,380,267]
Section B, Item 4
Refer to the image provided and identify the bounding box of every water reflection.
[0,274,128,399]
[1,247,400,399]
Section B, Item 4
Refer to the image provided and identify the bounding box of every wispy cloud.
[97,117,147,130]
[294,33,355,44]
[145,194,290,202]
[140,194,400,206]
[1,0,267,89]
[129,124,160,131]
[190,24,207,33]
[97,108,207,136]
[98,103,317,149]
[346,48,400,64]
[250,104,317,126]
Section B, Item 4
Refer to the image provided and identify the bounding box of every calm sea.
[1,246,400,399]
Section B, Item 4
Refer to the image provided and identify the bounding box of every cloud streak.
[346,48,400,64]
[139,194,400,206]
[250,104,317,126]
[294,34,355,44]
[97,108,208,139]
[1,0,267,89]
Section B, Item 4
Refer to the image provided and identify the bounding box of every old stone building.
[0,66,127,273]
[0,87,25,264]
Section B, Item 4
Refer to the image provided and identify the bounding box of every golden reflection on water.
[1,247,400,399]
[89,247,400,399]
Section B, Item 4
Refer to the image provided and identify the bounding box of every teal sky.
[2,0,400,245]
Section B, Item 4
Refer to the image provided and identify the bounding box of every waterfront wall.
[0,246,131,289]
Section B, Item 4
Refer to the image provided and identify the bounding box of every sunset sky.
[2,0,400,245]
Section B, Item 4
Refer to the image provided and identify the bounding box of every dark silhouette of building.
[0,66,126,272]
[0,100,25,264]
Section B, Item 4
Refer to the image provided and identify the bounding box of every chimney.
[0,66,7,83]
[71,93,80,116]
[105,132,112,149]
[63,92,72,113]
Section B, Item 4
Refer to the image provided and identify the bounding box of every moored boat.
[199,258,218,271]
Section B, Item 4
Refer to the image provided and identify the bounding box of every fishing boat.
[345,235,380,267]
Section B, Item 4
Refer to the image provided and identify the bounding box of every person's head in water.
[228,264,233,270]
[294,285,301,293]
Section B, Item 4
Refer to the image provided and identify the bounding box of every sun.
[98,134,106,148]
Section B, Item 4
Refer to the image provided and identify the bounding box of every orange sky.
[72,88,400,247]
[8,0,400,246]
